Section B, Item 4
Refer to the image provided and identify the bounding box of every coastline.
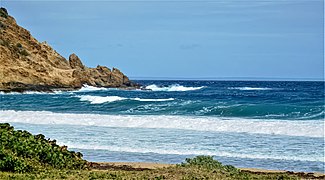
[0,83,141,93]
[90,162,325,179]
[1,81,324,176]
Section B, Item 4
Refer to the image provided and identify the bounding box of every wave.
[228,87,273,91]
[1,110,323,138]
[296,111,325,120]
[76,85,109,92]
[77,95,174,104]
[64,143,323,162]
[0,91,63,95]
[132,97,175,102]
[78,95,127,104]
[145,84,205,91]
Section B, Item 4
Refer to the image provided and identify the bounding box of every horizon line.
[130,76,324,81]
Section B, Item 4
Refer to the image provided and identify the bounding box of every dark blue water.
[0,80,324,172]
[1,80,324,120]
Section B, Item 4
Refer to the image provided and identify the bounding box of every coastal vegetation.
[0,7,8,18]
[0,123,86,172]
[1,123,323,179]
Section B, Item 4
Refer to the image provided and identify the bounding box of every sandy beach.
[90,162,325,179]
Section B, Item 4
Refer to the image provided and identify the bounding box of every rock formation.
[0,7,139,92]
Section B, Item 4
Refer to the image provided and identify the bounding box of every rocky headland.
[0,7,139,92]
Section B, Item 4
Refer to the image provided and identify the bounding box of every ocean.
[0,80,324,172]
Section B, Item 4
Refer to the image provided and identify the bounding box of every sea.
[0,80,324,172]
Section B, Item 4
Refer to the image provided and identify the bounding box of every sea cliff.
[0,7,139,92]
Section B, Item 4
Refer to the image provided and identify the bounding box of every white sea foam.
[76,85,108,92]
[297,110,325,120]
[63,143,323,162]
[132,97,175,102]
[229,87,273,91]
[78,95,127,104]
[0,91,20,95]
[145,84,205,91]
[1,110,323,138]
[0,91,63,95]
[77,95,174,104]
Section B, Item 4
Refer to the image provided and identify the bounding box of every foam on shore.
[64,143,324,162]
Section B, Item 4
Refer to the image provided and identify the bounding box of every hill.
[0,7,138,92]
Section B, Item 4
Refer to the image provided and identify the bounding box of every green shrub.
[181,156,222,169]
[0,21,6,30]
[8,42,29,56]
[0,39,9,47]
[0,123,87,172]
[0,153,32,173]
[16,43,22,48]
[0,7,8,18]
[20,49,29,56]
[180,155,240,175]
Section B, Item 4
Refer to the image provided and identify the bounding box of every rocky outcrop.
[0,7,139,92]
[69,54,85,70]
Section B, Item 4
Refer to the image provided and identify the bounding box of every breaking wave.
[77,95,174,104]
[145,84,205,91]
[228,87,274,91]
[0,91,63,95]
[76,85,109,92]
[132,97,175,102]
[78,95,127,104]
[1,110,323,138]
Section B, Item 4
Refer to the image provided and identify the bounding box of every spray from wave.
[145,84,205,91]
[75,84,108,92]
[77,95,174,104]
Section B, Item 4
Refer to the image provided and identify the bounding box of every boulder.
[69,53,85,70]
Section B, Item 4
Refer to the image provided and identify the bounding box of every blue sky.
[2,0,324,80]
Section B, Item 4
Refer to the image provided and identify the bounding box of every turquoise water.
[0,80,324,172]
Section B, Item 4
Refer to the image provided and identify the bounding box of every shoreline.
[90,162,325,179]
[0,84,140,93]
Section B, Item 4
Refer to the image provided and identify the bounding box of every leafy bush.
[180,155,240,174]
[0,21,6,30]
[16,43,22,48]
[13,43,29,56]
[181,156,222,169]
[0,152,31,173]
[0,123,87,172]
[0,7,8,18]
[0,39,9,47]
[20,49,29,56]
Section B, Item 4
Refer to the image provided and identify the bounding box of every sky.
[1,0,324,80]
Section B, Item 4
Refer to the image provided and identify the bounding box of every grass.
[0,123,322,179]
[0,165,303,180]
